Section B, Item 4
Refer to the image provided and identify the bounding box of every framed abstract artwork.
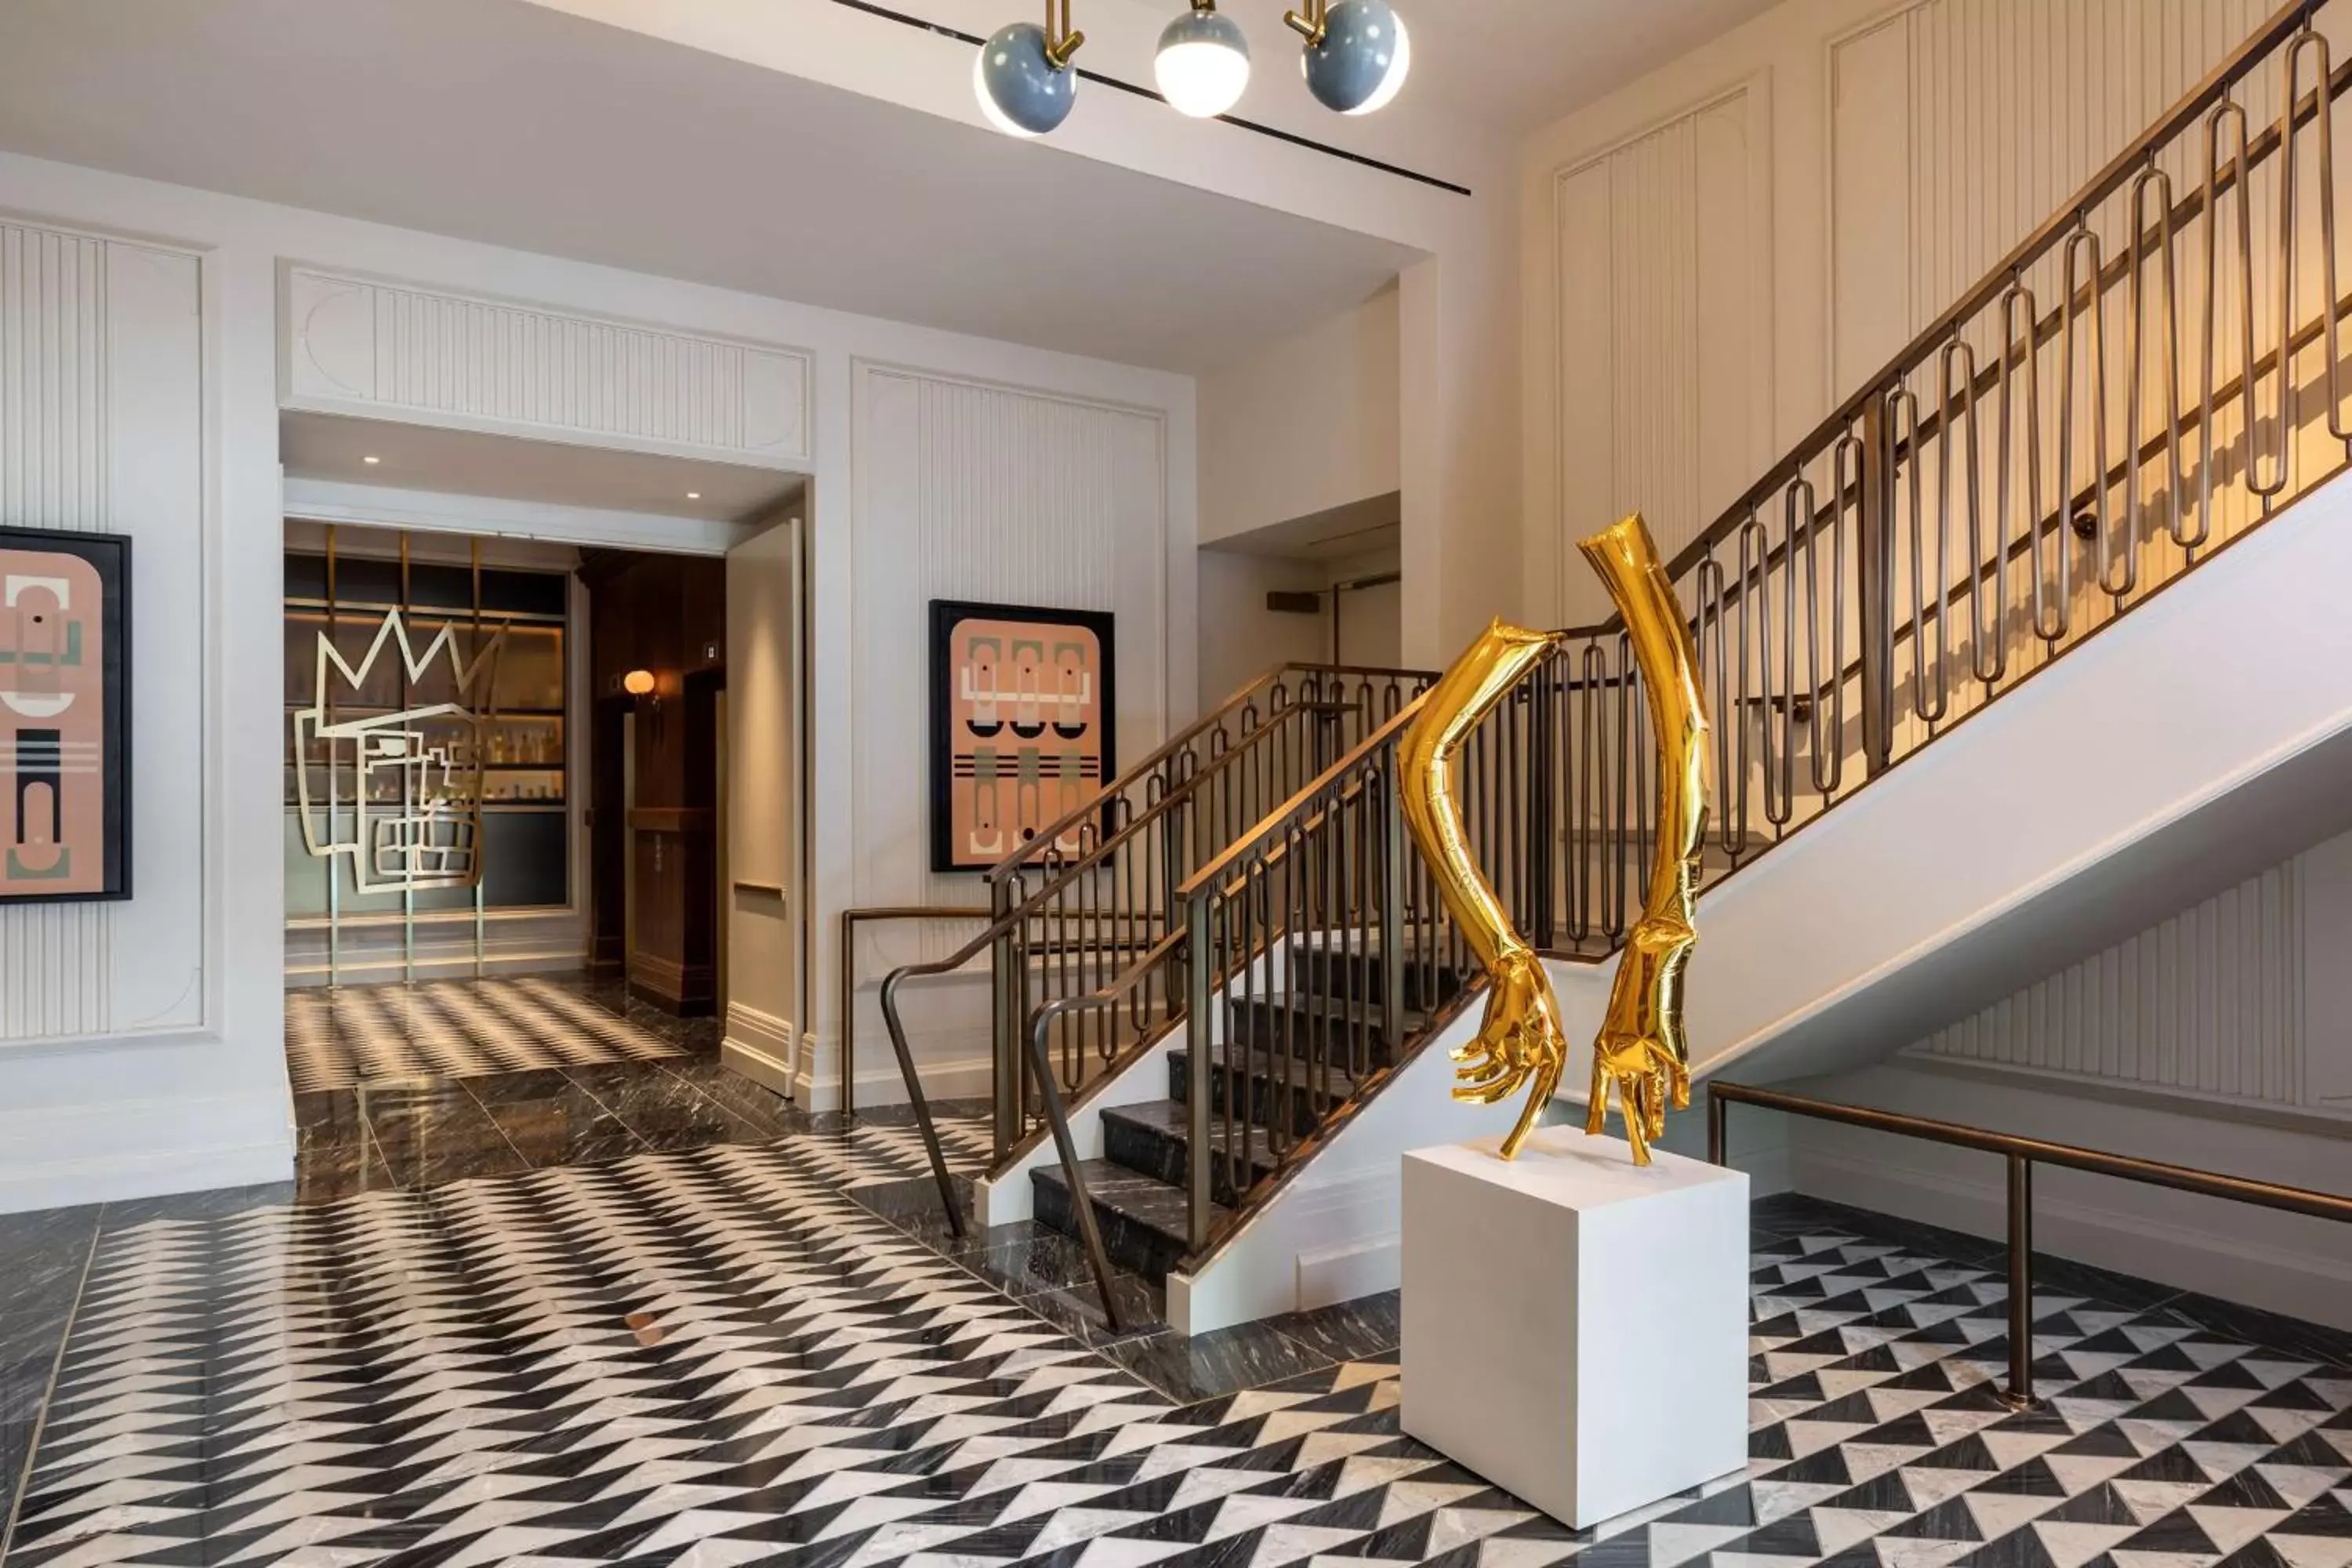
[1,527,132,904]
[929,599,1116,874]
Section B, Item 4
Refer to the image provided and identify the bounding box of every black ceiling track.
[825,0,1473,197]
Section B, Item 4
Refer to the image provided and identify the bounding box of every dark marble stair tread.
[1226,995,1414,1062]
[1167,1045,1367,1138]
[1030,1158,1229,1279]
[1283,947,1468,1012]
[1102,1098,1285,1194]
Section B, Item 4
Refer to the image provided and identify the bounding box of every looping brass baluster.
[1883,383,1926,726]
[1929,338,1975,713]
[1737,511,1778,832]
[2058,223,2107,615]
[2125,161,2184,580]
[1695,554,1738,861]
[2281,29,2347,453]
[1994,280,2045,654]
[2202,96,2259,528]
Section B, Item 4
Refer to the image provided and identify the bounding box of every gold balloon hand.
[1450,947,1570,1160]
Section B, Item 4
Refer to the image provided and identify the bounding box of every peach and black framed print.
[929,599,1115,875]
[1,526,132,904]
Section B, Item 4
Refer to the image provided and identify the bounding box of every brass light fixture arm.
[1046,0,1086,67]
[1283,0,1328,45]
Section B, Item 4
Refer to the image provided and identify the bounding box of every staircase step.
[1227,996,1403,1073]
[1167,1047,1361,1138]
[1284,946,1468,1014]
[1102,1099,1283,1207]
[1030,1158,1225,1282]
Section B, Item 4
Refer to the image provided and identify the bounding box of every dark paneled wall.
[585,553,726,1015]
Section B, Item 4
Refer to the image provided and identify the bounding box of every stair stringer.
[1554,466,2352,1100]
[1165,1000,1522,1337]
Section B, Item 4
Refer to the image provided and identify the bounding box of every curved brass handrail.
[985,662,1432,888]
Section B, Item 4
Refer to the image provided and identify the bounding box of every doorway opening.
[277,412,810,1202]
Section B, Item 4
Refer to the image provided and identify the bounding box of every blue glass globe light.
[1301,0,1410,115]
[1156,4,1251,120]
[975,21,1078,137]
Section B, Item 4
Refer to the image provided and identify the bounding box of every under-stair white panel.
[1624,465,2352,1091]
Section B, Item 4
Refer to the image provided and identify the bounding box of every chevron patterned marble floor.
[2,1127,2348,1568]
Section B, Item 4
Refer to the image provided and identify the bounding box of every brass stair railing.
[1048,0,2352,1297]
[869,662,1430,1324]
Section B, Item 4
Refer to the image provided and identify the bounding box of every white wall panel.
[1831,0,2272,379]
[1907,856,2312,1111]
[1545,83,1771,624]
[0,223,205,1043]
[850,362,1168,943]
[281,264,812,468]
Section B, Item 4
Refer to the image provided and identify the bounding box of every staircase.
[1030,937,1467,1278]
[887,0,2352,1334]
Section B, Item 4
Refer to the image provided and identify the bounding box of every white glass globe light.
[1155,8,1250,120]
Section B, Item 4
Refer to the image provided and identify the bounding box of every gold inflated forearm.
[1579,514,1710,1164]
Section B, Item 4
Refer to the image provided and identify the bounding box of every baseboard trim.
[0,1134,294,1214]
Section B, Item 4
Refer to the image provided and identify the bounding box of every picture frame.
[928,599,1116,875]
[0,526,133,904]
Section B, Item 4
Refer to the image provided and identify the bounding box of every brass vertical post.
[2005,1154,2038,1408]
[1186,891,1214,1251]
[1857,397,1897,777]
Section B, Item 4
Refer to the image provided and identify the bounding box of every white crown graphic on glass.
[292,611,506,894]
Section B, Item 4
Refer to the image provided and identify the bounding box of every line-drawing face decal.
[292,610,506,895]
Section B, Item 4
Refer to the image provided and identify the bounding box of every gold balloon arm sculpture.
[1399,620,1566,1160]
[1398,514,1711,1166]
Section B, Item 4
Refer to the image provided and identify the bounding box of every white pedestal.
[1400,1126,1749,1529]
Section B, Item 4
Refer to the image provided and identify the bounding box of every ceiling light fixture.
[976,0,1083,137]
[686,492,701,500]
[362,455,381,464]
[1288,0,1410,116]
[1156,1,1250,119]
[977,0,1406,137]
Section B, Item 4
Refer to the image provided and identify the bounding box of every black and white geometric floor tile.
[284,977,694,1093]
[9,1142,2350,1568]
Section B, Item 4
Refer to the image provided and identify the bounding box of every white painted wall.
[522,0,1523,666]
[1196,552,1331,711]
[1519,0,2302,626]
[0,147,1198,1207]
[1198,289,1400,547]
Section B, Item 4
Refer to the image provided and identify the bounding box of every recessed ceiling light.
[687,492,702,500]
[362,455,381,465]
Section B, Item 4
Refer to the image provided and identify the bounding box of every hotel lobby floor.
[2,1098,2347,1568]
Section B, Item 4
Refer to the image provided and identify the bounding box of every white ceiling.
[0,0,1420,373]
[280,412,804,522]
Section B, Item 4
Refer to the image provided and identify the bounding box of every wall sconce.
[622,669,659,710]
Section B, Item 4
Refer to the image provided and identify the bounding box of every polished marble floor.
[285,975,710,1094]
[4,1121,2347,1568]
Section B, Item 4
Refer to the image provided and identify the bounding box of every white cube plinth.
[1401,1126,1749,1529]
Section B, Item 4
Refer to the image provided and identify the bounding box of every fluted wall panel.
[0,223,111,1040]
[850,364,1168,949]
[1549,85,1772,625]
[282,265,811,467]
[1831,0,2274,385]
[1908,858,2309,1109]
